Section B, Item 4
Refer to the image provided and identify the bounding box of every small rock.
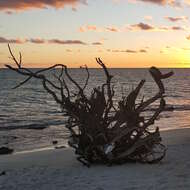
[52,140,58,145]
[0,147,14,155]
[0,171,6,176]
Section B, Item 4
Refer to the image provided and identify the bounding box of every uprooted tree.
[6,44,173,167]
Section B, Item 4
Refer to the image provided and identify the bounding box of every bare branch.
[137,67,173,112]
[8,44,20,68]
[96,58,113,120]
[12,76,32,89]
[81,65,89,91]
[144,98,166,127]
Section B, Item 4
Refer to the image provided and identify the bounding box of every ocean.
[0,68,190,152]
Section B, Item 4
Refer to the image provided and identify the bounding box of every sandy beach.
[1,0,190,189]
[0,128,190,190]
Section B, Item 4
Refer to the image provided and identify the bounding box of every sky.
[0,0,190,68]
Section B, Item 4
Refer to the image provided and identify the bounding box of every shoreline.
[1,128,190,167]
[8,126,190,155]
[1,128,190,189]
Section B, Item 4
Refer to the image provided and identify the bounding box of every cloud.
[125,50,137,53]
[0,36,88,45]
[137,0,167,4]
[48,39,87,45]
[106,27,119,32]
[139,49,147,53]
[0,36,101,46]
[79,25,99,32]
[186,35,190,40]
[170,26,184,30]
[135,0,181,7]
[165,16,188,22]
[128,22,185,31]
[129,22,154,30]
[92,42,102,45]
[80,22,185,33]
[86,25,97,31]
[79,27,86,32]
[0,0,87,12]
[79,25,119,33]
[0,37,23,44]
[159,26,185,31]
[108,49,148,53]
[29,38,45,44]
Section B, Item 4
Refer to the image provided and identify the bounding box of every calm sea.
[0,68,190,152]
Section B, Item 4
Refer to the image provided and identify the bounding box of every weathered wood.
[6,44,173,166]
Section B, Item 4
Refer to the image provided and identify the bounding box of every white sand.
[0,128,190,190]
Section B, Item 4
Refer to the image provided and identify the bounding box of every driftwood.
[6,44,173,166]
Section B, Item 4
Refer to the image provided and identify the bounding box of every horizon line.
[1,67,190,69]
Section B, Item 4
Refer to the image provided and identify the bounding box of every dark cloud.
[0,37,23,44]
[48,39,87,45]
[171,26,184,30]
[137,0,167,4]
[139,49,147,53]
[125,50,137,53]
[136,0,181,7]
[92,42,102,45]
[129,22,185,31]
[29,38,45,44]
[0,0,87,12]
[0,36,88,45]
[130,22,154,30]
[159,25,184,31]
[165,16,188,22]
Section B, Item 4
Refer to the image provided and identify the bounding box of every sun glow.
[176,51,190,68]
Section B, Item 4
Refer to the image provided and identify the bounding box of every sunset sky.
[1,0,190,68]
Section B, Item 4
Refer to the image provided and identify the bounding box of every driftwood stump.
[6,45,173,166]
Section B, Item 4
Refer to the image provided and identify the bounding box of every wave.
[144,104,190,112]
[1,105,190,128]
[0,123,47,130]
[172,105,190,111]
[168,95,183,98]
[0,120,67,131]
